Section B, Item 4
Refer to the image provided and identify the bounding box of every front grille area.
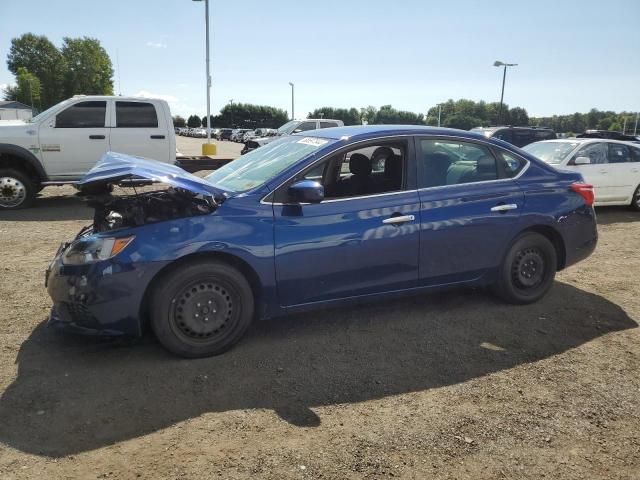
[62,302,100,327]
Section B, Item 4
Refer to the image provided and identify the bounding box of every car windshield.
[523,141,579,164]
[28,99,72,123]
[276,120,299,135]
[204,136,334,193]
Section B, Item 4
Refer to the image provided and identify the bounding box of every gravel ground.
[0,171,639,479]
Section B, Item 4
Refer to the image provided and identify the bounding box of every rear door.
[416,137,525,285]
[38,100,110,177]
[604,143,635,201]
[109,100,171,163]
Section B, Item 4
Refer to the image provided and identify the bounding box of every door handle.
[89,135,105,140]
[150,135,165,139]
[382,214,415,225]
[490,203,518,212]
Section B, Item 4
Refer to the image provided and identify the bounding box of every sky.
[0,0,638,120]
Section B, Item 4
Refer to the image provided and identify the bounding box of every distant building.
[0,101,32,121]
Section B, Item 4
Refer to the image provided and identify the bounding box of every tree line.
[3,33,113,110]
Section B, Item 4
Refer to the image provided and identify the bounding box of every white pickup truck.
[0,95,181,209]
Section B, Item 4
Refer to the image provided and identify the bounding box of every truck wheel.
[494,232,557,304]
[631,185,640,212]
[0,168,36,209]
[150,260,254,358]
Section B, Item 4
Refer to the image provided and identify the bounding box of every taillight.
[570,183,594,206]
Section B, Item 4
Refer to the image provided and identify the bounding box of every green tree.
[360,106,378,124]
[374,105,424,125]
[508,107,529,126]
[308,107,361,125]
[187,115,202,128]
[172,115,186,128]
[61,37,113,97]
[6,33,65,108]
[443,113,483,130]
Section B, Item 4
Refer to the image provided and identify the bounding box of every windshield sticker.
[297,137,329,147]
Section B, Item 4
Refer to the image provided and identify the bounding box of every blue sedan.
[46,126,598,357]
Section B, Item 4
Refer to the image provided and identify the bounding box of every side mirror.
[288,180,324,204]
[574,156,591,165]
[292,128,302,134]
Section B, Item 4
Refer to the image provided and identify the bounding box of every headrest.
[349,153,372,176]
[476,155,496,174]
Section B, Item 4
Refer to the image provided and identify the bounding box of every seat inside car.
[340,153,372,196]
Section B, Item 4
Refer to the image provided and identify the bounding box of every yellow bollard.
[202,143,217,156]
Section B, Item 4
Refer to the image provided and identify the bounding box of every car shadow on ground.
[0,194,92,222]
[595,206,639,225]
[0,282,636,457]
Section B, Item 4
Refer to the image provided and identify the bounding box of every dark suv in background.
[471,126,556,147]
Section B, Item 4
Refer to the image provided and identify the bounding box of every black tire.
[0,168,36,209]
[630,185,640,212]
[494,232,557,304]
[150,260,254,358]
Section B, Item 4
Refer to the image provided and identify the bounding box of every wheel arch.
[0,143,48,183]
[515,224,567,271]
[139,251,264,331]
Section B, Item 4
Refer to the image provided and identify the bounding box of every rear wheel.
[150,260,254,358]
[631,185,640,211]
[0,168,36,209]
[494,232,557,304]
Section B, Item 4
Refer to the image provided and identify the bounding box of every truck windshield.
[28,99,72,123]
[523,141,579,164]
[276,120,299,135]
[205,136,334,193]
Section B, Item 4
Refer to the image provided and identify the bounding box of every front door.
[416,137,525,285]
[38,100,110,178]
[273,138,420,306]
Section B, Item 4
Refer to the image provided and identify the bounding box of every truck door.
[109,100,171,163]
[38,100,110,178]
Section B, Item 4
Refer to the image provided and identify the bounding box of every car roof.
[533,138,638,146]
[472,125,554,132]
[296,124,485,141]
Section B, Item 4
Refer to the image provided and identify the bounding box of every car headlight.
[62,236,134,265]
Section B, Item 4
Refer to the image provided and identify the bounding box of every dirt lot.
[1,176,639,479]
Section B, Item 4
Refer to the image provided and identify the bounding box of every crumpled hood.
[77,151,228,199]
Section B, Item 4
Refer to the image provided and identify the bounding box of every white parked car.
[523,138,640,209]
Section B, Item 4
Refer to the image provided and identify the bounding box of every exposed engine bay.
[86,187,218,232]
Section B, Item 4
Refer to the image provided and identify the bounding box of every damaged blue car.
[45,126,598,357]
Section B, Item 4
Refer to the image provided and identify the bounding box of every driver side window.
[280,141,407,202]
[55,101,106,128]
[576,143,608,164]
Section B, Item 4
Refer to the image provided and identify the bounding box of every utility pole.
[493,61,517,125]
[289,82,295,120]
[634,112,638,136]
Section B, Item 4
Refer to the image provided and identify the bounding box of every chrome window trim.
[260,133,531,205]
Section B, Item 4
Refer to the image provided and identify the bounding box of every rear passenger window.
[418,140,498,188]
[116,101,158,128]
[498,151,527,178]
[631,146,640,163]
[56,101,106,128]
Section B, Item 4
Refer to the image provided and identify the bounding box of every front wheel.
[630,185,640,212]
[0,168,36,209]
[494,232,557,304]
[150,260,254,358]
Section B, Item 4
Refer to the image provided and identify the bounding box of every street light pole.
[493,61,517,125]
[193,0,216,155]
[289,82,295,120]
[634,112,638,136]
[437,103,442,127]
